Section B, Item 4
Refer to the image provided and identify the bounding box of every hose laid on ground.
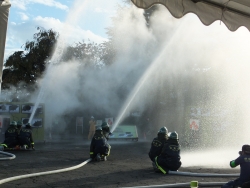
[168,170,239,177]
[0,151,16,160]
[0,158,92,185]
[121,170,239,188]
[121,181,227,188]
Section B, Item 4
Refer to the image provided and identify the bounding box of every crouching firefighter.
[89,123,111,161]
[18,123,35,150]
[0,121,18,150]
[155,131,182,174]
[149,126,168,162]
[221,144,250,188]
[101,121,112,140]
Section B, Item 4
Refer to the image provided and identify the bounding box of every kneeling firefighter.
[148,126,168,162]
[89,122,111,161]
[18,123,35,150]
[101,121,112,140]
[155,131,182,174]
[0,121,18,150]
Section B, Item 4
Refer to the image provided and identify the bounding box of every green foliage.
[2,27,59,91]
[62,41,102,68]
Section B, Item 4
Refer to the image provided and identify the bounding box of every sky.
[4,0,125,60]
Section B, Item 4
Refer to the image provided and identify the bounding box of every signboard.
[0,104,20,113]
[22,105,43,114]
[190,119,199,130]
[105,117,113,129]
[0,102,45,141]
[22,118,43,127]
[109,125,138,141]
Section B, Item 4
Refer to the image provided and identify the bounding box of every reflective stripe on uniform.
[107,149,110,156]
[90,152,94,154]
[155,156,167,174]
[0,144,7,148]
[31,142,34,145]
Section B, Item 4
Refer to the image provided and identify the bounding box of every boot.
[96,153,101,162]
[101,155,107,161]
[152,162,161,173]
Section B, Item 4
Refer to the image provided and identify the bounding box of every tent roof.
[131,0,250,32]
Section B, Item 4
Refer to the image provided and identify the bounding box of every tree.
[61,41,108,68]
[2,27,59,92]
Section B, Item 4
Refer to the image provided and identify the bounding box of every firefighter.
[16,121,23,133]
[149,126,168,163]
[155,131,182,174]
[89,124,111,162]
[101,121,112,140]
[0,121,18,149]
[88,116,96,140]
[221,145,250,188]
[18,123,35,150]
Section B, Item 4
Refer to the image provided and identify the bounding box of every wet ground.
[0,137,239,188]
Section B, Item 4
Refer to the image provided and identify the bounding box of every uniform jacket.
[19,128,34,144]
[5,126,18,139]
[90,130,110,158]
[148,133,168,161]
[230,154,250,183]
[157,138,181,170]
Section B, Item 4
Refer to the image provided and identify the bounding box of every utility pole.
[0,0,11,93]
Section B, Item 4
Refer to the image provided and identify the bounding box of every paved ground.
[0,137,239,188]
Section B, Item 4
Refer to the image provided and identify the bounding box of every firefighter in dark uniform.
[155,131,182,174]
[221,145,250,188]
[17,121,23,133]
[90,122,111,161]
[18,123,35,150]
[149,126,168,162]
[101,121,112,140]
[0,121,18,149]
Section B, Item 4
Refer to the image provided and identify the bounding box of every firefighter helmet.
[242,145,250,154]
[26,123,31,129]
[10,121,17,127]
[101,122,110,133]
[17,121,23,128]
[158,126,168,134]
[101,121,109,128]
[169,131,178,139]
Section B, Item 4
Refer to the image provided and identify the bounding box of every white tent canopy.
[131,0,250,32]
[0,0,11,86]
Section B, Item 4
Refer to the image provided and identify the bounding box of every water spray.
[28,0,90,124]
[111,23,183,133]
[28,34,66,124]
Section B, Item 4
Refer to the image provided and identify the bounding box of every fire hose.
[0,151,16,160]
[121,171,240,188]
[0,158,92,185]
[0,151,240,187]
